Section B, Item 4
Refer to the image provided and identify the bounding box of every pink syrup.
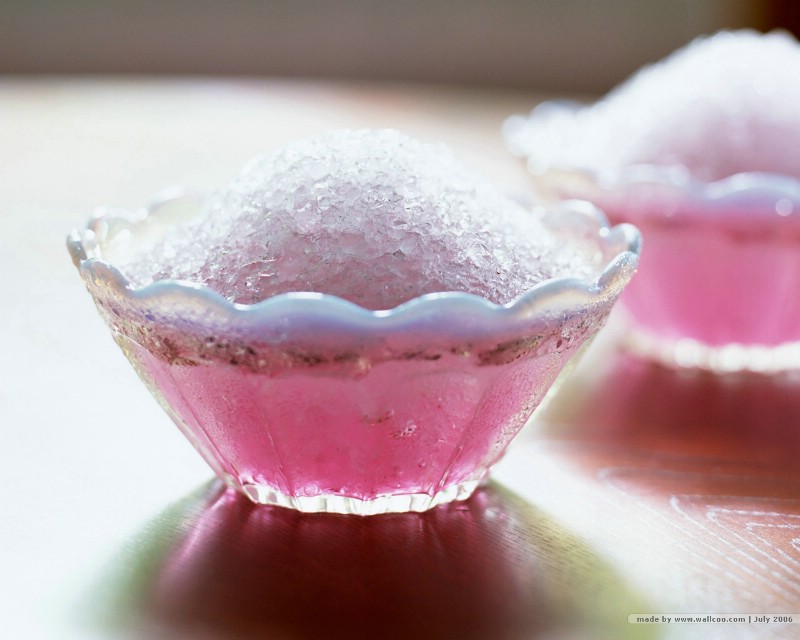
[122,336,575,509]
[609,205,800,347]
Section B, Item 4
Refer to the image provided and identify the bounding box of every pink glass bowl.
[506,101,800,372]
[68,190,639,514]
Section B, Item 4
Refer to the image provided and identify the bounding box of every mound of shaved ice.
[118,129,597,310]
[506,30,800,182]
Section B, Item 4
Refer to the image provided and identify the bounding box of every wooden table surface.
[2,78,799,640]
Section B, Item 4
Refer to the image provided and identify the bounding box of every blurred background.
[2,0,798,92]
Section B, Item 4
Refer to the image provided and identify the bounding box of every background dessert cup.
[506,149,800,372]
[505,31,800,372]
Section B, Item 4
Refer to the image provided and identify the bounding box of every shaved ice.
[119,129,598,309]
[506,30,800,182]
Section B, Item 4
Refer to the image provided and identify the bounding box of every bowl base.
[624,325,800,374]
[239,479,482,515]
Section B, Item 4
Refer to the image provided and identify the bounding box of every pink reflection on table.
[109,482,648,640]
[545,349,800,466]
[145,487,543,640]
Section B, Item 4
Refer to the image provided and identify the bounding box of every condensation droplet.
[776,198,794,217]
[392,421,417,438]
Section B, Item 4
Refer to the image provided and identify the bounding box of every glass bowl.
[506,101,800,373]
[68,190,639,514]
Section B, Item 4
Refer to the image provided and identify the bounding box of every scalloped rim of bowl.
[67,189,641,345]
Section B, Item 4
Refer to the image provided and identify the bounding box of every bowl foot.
[239,479,483,515]
[624,325,800,374]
